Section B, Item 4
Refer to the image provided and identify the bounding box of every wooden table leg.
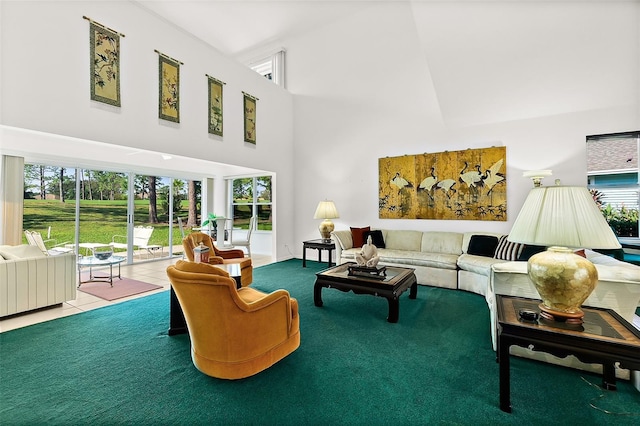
[302,244,307,267]
[499,336,512,413]
[314,282,324,307]
[386,297,399,323]
[602,362,617,390]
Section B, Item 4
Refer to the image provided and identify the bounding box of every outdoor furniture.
[166,260,300,379]
[230,216,256,257]
[110,226,162,258]
[24,230,72,256]
[77,255,126,287]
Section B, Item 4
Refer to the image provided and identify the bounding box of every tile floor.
[0,254,273,333]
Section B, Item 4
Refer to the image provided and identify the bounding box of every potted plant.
[201,213,217,236]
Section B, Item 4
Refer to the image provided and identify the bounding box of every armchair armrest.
[216,248,246,259]
[240,289,297,334]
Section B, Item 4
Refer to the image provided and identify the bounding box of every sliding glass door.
[24,162,197,263]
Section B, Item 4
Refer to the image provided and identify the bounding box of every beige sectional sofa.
[332,228,640,389]
[0,245,76,317]
[332,229,511,294]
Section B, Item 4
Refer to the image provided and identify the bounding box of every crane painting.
[379,146,506,221]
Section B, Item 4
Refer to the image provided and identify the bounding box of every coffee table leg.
[602,363,617,390]
[386,297,399,323]
[314,282,324,307]
[409,282,417,299]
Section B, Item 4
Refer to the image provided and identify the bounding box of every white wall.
[0,1,296,260]
[285,1,640,258]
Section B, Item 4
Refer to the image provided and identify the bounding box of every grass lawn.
[23,199,183,249]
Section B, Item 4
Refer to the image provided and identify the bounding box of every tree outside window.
[231,176,272,230]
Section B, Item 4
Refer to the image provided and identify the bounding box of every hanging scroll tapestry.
[90,22,120,106]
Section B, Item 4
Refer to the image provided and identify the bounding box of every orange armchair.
[166,260,300,380]
[183,232,252,286]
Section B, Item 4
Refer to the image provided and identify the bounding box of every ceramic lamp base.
[528,246,598,325]
[318,220,334,240]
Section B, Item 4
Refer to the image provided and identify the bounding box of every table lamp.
[508,182,621,324]
[314,200,339,241]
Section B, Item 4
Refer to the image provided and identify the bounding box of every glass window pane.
[257,204,272,230]
[233,178,253,204]
[233,204,253,229]
[256,176,271,203]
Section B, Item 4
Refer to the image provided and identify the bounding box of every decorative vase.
[527,246,598,324]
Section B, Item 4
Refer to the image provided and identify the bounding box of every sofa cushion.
[350,226,370,248]
[494,236,524,261]
[467,235,499,257]
[364,230,385,248]
[386,230,423,251]
[0,244,46,260]
[421,232,463,255]
[517,244,546,261]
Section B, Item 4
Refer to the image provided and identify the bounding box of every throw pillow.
[350,226,371,248]
[467,235,499,257]
[494,235,525,261]
[363,230,386,249]
[0,244,46,259]
[517,244,546,261]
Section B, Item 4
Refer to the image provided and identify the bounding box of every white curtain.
[0,155,24,245]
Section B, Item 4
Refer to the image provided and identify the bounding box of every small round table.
[77,255,126,287]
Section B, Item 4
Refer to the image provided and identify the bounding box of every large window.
[587,131,639,238]
[231,176,272,230]
[23,162,201,263]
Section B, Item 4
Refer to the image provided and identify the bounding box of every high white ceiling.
[136,0,373,59]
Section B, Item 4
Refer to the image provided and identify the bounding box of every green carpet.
[1,259,638,425]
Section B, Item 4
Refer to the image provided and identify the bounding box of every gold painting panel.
[379,146,507,221]
[379,155,417,219]
[90,23,120,106]
[159,55,180,122]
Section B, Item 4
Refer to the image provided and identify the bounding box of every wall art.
[157,51,181,123]
[88,18,122,107]
[243,92,257,144]
[379,146,507,221]
[207,75,224,136]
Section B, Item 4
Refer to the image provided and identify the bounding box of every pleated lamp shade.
[508,186,620,249]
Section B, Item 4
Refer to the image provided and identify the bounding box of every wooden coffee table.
[314,262,417,323]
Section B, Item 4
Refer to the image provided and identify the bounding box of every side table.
[302,239,335,268]
[77,255,125,287]
[496,295,640,413]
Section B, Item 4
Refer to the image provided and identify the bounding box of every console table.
[302,239,335,268]
[496,295,640,413]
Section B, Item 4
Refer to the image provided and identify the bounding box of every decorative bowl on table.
[94,247,113,260]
